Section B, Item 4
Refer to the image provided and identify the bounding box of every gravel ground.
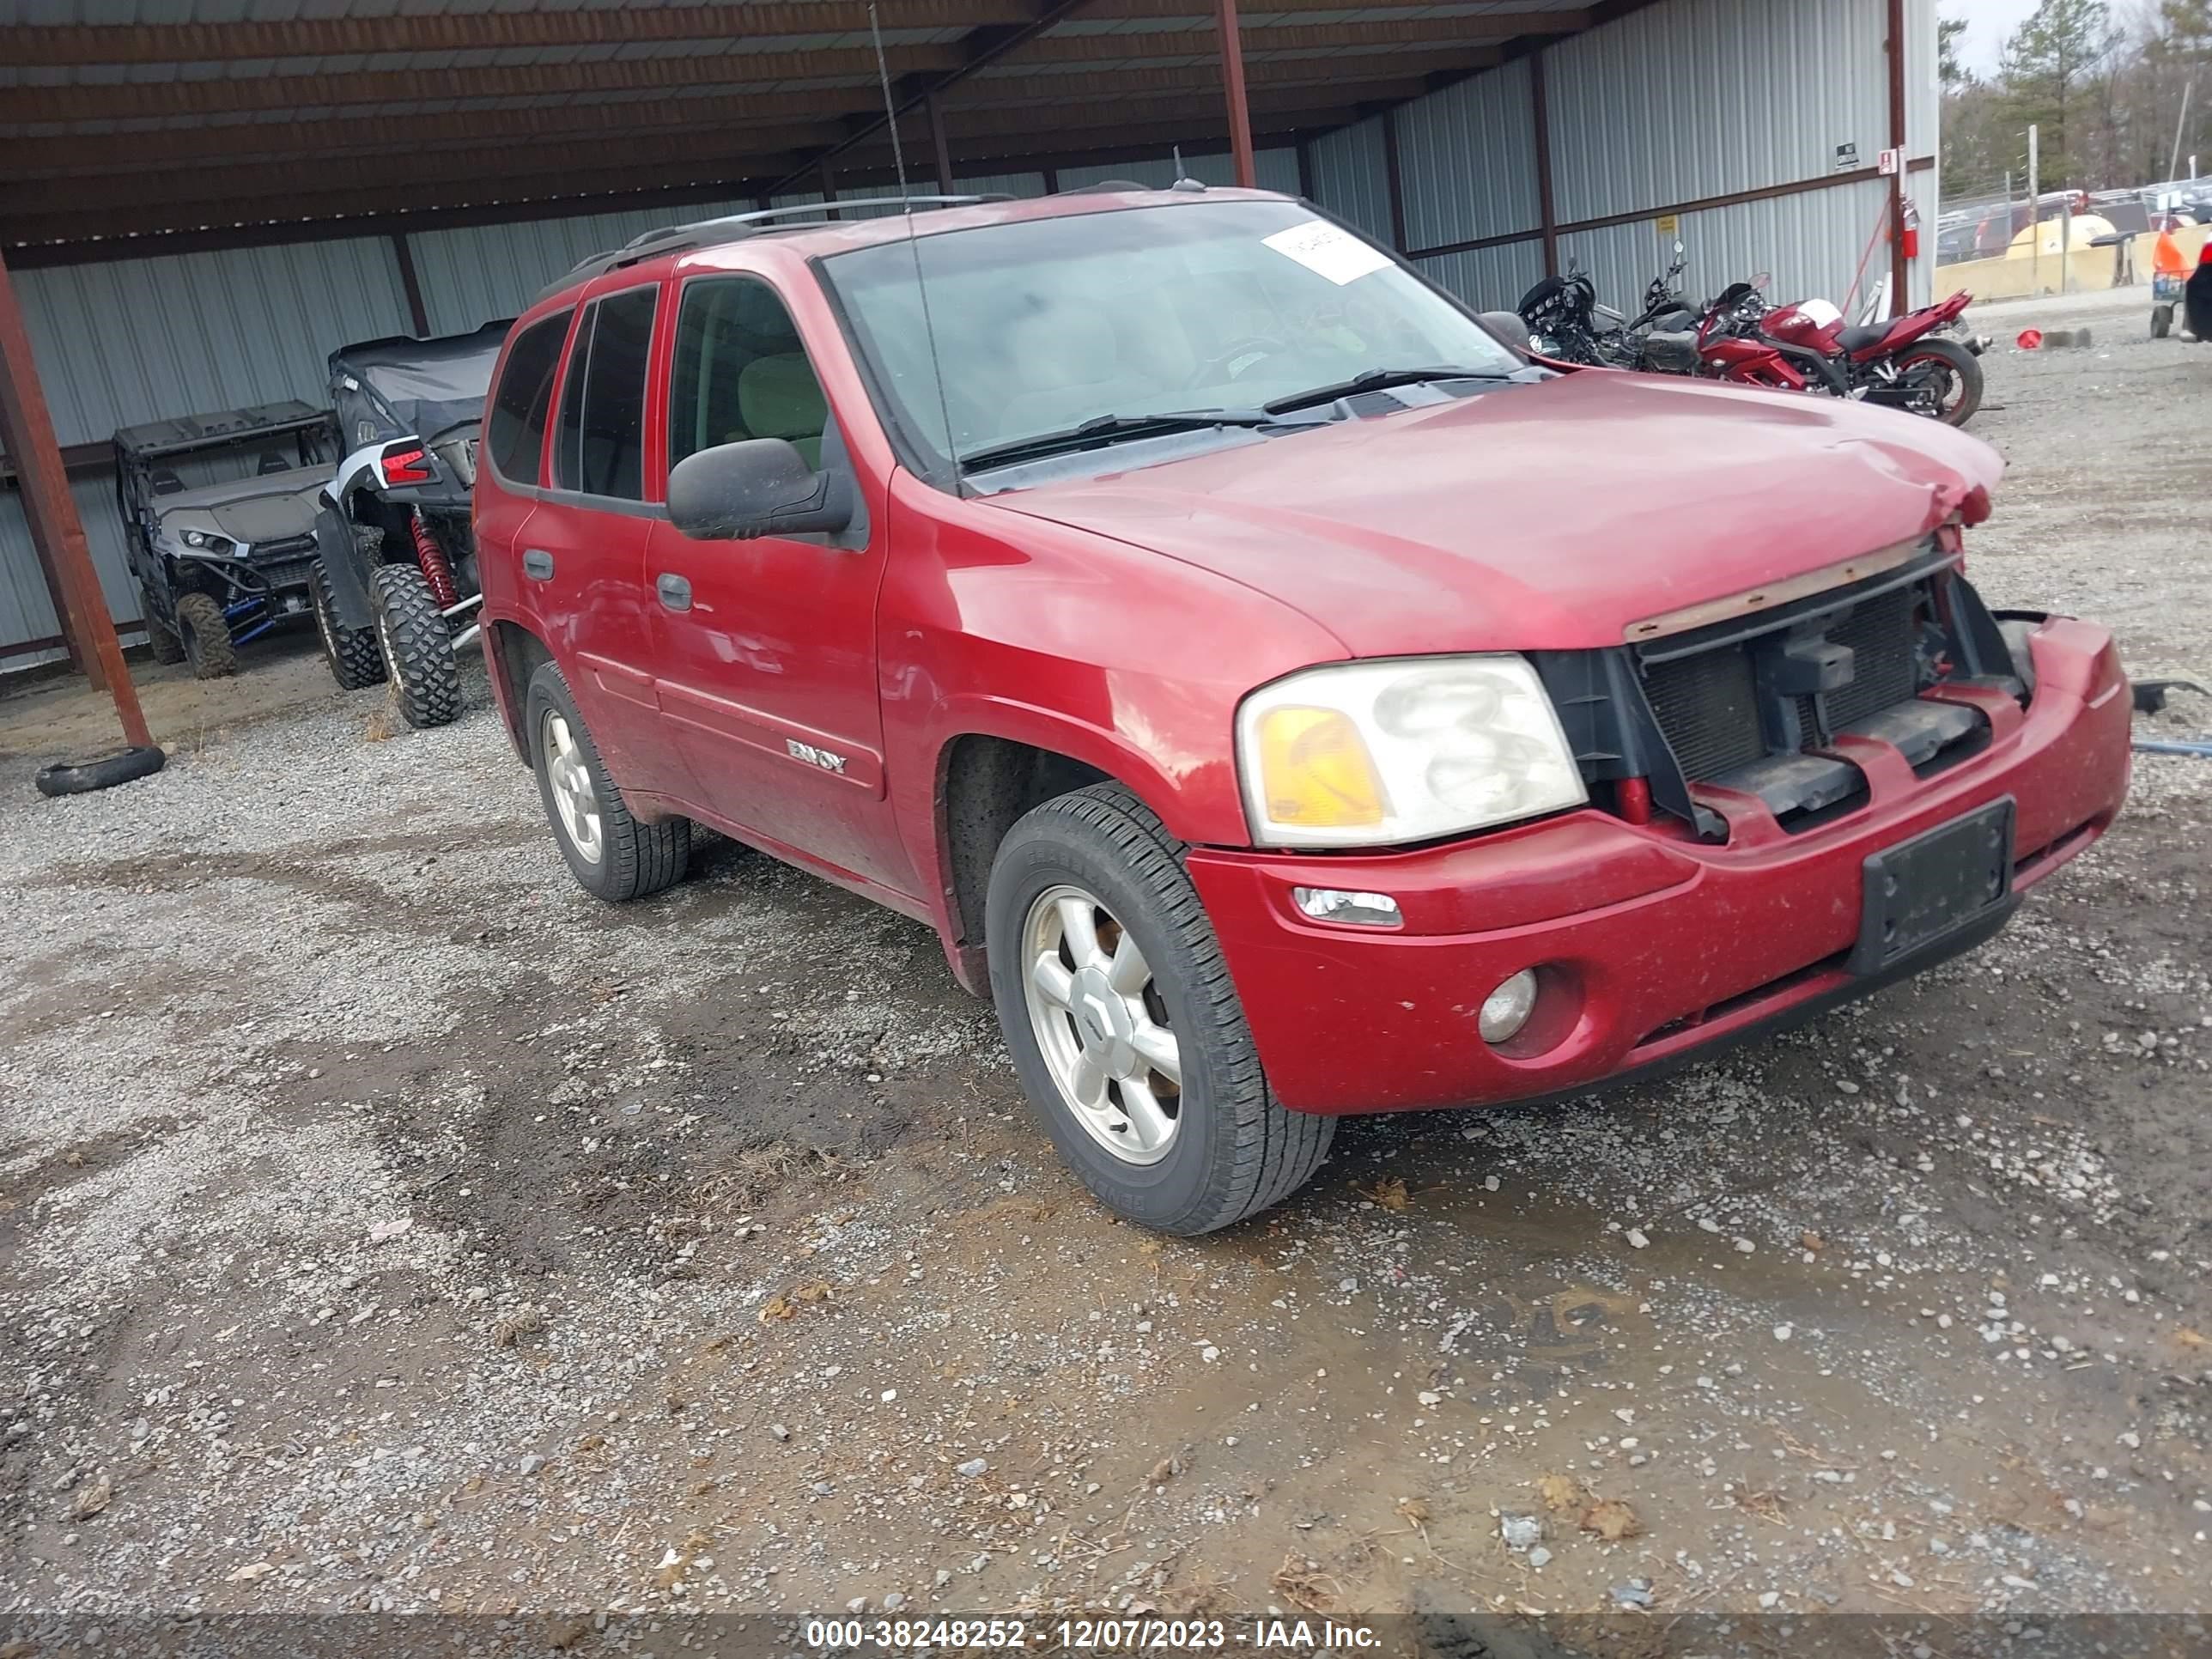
[2,288,2208,1640]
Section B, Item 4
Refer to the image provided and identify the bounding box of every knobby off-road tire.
[524,659,690,903]
[173,592,235,680]
[368,562,463,728]
[1898,337,1984,428]
[139,584,185,665]
[312,559,386,690]
[986,782,1334,1235]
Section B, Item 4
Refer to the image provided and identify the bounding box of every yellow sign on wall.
[1655,213,1679,238]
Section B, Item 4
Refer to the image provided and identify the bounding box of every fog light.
[1292,886,1401,927]
[1479,969,1540,1043]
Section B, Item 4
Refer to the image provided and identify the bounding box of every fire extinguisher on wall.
[1899,198,1922,262]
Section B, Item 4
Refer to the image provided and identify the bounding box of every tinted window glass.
[553,285,658,500]
[484,310,571,484]
[669,276,830,472]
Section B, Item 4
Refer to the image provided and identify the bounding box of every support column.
[0,246,150,748]
[1295,136,1316,201]
[1381,111,1407,251]
[391,233,430,336]
[1530,48,1559,277]
[927,93,957,194]
[1216,0,1257,188]
[1887,0,1908,311]
[819,157,839,218]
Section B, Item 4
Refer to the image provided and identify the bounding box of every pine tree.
[1999,0,2120,187]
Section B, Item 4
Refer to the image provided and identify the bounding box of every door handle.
[522,549,555,580]
[656,573,693,612]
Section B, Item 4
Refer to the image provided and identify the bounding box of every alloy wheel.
[1021,884,1183,1165]
[541,711,605,866]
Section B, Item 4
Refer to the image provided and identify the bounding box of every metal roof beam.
[0,3,1580,64]
[1013,19,1520,64]
[0,45,965,124]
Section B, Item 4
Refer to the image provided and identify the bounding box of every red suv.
[473,187,2130,1235]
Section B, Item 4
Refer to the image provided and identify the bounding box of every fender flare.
[314,504,375,632]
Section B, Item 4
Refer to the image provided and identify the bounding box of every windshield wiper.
[959,409,1272,473]
[1261,365,1511,415]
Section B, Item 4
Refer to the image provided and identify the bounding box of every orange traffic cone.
[2154,229,2185,276]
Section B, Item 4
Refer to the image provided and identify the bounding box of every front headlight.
[1236,655,1587,848]
[180,530,238,556]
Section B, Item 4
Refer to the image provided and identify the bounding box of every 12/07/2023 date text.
[803,1618,1382,1650]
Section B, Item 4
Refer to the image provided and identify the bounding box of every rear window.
[484,309,572,485]
[553,285,658,501]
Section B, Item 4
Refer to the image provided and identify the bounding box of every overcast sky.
[1943,0,2043,74]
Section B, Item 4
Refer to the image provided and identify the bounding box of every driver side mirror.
[667,438,853,541]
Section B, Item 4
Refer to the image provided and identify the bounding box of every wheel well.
[489,622,552,759]
[940,736,1111,986]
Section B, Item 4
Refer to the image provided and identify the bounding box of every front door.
[647,270,911,900]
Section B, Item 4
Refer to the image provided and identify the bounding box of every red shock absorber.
[407,509,459,608]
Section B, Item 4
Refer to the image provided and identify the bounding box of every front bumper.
[1188,619,2131,1115]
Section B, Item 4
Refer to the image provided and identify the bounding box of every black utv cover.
[327,322,512,449]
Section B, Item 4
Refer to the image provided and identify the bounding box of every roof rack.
[536,194,1013,302]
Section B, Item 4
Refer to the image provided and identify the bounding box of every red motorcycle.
[1699,279,1984,426]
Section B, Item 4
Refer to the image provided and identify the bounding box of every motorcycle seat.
[1838,323,1890,353]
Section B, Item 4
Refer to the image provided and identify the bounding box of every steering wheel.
[1188,336,1290,387]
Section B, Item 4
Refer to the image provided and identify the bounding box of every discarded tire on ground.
[35,744,167,797]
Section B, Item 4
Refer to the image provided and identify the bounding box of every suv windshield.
[822,199,1523,478]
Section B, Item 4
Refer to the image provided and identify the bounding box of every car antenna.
[869,3,963,485]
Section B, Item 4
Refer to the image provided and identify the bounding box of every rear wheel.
[312,559,386,690]
[368,562,462,727]
[1893,337,1984,427]
[140,584,185,665]
[987,783,1334,1235]
[174,592,235,680]
[2152,303,2174,339]
[524,660,690,902]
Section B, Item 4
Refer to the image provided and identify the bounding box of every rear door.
[524,282,691,797]
[647,269,911,897]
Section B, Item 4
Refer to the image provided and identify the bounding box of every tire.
[35,745,167,798]
[2153,303,2173,339]
[312,559,386,690]
[524,659,690,902]
[368,562,462,728]
[1894,337,1984,427]
[139,585,185,665]
[173,592,236,680]
[986,782,1334,1235]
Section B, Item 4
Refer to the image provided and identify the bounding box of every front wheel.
[139,584,185,665]
[368,563,462,727]
[173,592,236,680]
[986,783,1334,1235]
[1893,337,1984,426]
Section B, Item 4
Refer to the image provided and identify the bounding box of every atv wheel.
[1894,337,1984,427]
[525,659,690,902]
[987,782,1334,1234]
[174,592,236,679]
[313,559,386,690]
[368,562,462,727]
[140,584,185,665]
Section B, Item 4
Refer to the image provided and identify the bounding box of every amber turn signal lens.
[1255,706,1386,828]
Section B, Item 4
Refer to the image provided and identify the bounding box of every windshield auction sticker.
[1261,220,1393,285]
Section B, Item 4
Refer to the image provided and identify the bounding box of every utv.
[113,403,341,678]
[313,322,508,727]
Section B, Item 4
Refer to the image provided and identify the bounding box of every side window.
[553,285,658,501]
[669,276,830,472]
[484,309,572,485]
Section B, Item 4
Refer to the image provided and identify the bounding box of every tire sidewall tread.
[173,592,236,680]
[523,660,690,904]
[368,563,463,727]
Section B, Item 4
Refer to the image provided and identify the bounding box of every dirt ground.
[2,287,2208,1643]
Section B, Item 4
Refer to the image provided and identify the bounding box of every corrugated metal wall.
[1307,118,1393,246]
[1395,59,1540,253]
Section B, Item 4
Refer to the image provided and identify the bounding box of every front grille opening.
[1774,777,1869,835]
[1910,709,1990,778]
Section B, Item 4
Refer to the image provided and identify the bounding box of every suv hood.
[982,372,2002,656]
[157,468,330,550]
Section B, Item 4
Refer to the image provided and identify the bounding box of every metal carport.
[0,0,1937,686]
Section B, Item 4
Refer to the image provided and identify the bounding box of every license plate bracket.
[1850,797,2016,974]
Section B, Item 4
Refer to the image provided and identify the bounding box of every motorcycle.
[1759,289,1984,426]
[1516,245,1699,371]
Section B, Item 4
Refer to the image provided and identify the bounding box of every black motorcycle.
[1516,244,1702,374]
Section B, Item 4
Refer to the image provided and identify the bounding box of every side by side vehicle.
[312,324,508,726]
[112,402,340,678]
[471,188,2132,1234]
